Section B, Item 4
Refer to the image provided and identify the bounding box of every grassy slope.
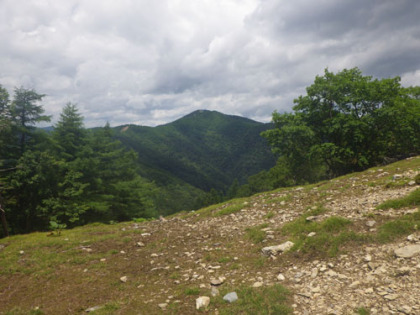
[0,156,419,314]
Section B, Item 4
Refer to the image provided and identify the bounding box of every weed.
[218,256,232,263]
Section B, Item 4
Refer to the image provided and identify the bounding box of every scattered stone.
[261,241,294,256]
[311,268,318,278]
[395,267,411,277]
[307,232,316,237]
[306,216,321,222]
[211,286,219,297]
[136,242,145,247]
[364,254,372,262]
[407,234,417,242]
[393,174,403,180]
[366,220,376,227]
[120,276,128,283]
[223,292,238,303]
[210,277,225,286]
[394,244,420,258]
[19,250,24,255]
[408,180,416,186]
[252,281,263,288]
[158,303,168,310]
[384,294,398,301]
[277,273,285,281]
[195,296,210,310]
[86,305,103,312]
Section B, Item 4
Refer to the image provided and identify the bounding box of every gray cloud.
[0,0,419,127]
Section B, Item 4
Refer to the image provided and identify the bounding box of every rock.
[252,281,263,288]
[364,254,372,262]
[158,303,168,310]
[195,296,210,310]
[261,241,294,256]
[393,174,403,180]
[384,294,398,301]
[395,267,411,276]
[86,305,103,312]
[306,216,321,222]
[366,220,376,227]
[19,250,25,255]
[394,245,420,258]
[120,276,128,283]
[408,180,416,186]
[211,286,220,297]
[223,292,238,303]
[311,268,318,278]
[277,273,285,281]
[307,232,316,237]
[210,277,225,286]
[136,242,145,247]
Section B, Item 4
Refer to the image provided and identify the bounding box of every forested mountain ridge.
[113,110,276,191]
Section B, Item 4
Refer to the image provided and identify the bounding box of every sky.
[1,0,419,127]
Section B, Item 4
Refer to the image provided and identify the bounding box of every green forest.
[1,67,419,237]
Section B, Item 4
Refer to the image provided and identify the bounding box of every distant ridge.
[114,109,276,191]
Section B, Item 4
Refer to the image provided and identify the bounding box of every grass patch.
[245,224,269,244]
[184,287,200,296]
[376,211,420,243]
[376,188,420,210]
[216,203,244,216]
[214,284,292,315]
[355,307,370,315]
[265,211,275,219]
[281,206,369,257]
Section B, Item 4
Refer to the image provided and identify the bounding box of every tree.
[52,103,86,161]
[263,67,420,180]
[10,87,51,155]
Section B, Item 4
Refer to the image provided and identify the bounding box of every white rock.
[252,281,263,288]
[120,276,128,283]
[261,241,294,256]
[277,273,285,281]
[223,292,238,303]
[394,245,420,258]
[195,296,210,310]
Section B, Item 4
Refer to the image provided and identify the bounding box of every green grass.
[245,224,269,244]
[213,284,292,315]
[355,307,370,315]
[184,287,200,296]
[376,188,420,210]
[376,211,420,243]
[280,206,369,257]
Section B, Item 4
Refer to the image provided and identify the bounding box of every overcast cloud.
[1,0,419,127]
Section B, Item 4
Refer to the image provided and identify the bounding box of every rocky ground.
[0,157,419,314]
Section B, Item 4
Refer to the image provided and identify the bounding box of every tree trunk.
[0,204,9,237]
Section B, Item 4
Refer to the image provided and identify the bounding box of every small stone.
[151,253,159,258]
[100,258,106,262]
[277,273,285,281]
[395,267,411,276]
[384,294,398,301]
[210,277,225,286]
[306,216,320,222]
[120,276,128,283]
[261,241,294,256]
[407,234,417,242]
[408,180,416,186]
[223,292,238,303]
[364,254,372,262]
[366,220,376,227]
[311,268,318,278]
[307,232,316,237]
[136,242,145,247]
[349,281,360,288]
[195,296,210,310]
[86,305,103,312]
[211,286,219,297]
[19,250,24,255]
[158,303,168,310]
[252,281,263,288]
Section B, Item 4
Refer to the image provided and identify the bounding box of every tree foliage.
[262,67,420,183]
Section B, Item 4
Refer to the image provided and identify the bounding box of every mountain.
[113,110,276,192]
[1,156,419,314]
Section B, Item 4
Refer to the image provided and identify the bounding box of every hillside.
[113,110,276,191]
[0,156,419,314]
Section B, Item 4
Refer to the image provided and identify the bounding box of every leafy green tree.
[263,67,420,180]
